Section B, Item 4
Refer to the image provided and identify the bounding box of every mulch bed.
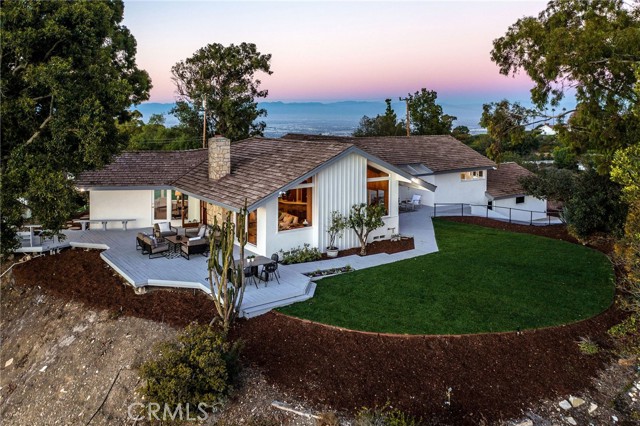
[8,220,624,424]
[11,249,216,328]
[232,309,623,425]
[321,237,414,259]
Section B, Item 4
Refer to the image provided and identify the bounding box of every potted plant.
[326,211,347,258]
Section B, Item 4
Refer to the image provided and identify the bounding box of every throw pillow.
[197,226,206,238]
[158,222,170,233]
[149,235,158,248]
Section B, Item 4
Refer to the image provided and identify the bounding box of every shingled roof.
[76,136,435,210]
[486,162,534,199]
[75,149,208,188]
[173,137,353,210]
[282,133,496,173]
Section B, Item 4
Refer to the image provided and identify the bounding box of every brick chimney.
[208,136,230,180]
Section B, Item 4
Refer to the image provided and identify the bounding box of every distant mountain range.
[133,101,489,137]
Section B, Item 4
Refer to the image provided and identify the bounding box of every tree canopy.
[490,0,640,167]
[1,0,151,256]
[353,99,405,137]
[171,43,272,142]
[407,88,456,135]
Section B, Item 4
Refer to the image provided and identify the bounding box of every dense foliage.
[490,0,640,170]
[119,113,201,151]
[353,99,405,137]
[0,0,150,256]
[139,324,240,414]
[611,144,640,313]
[521,167,627,239]
[171,42,272,142]
[407,88,456,135]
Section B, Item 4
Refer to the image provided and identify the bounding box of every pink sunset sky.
[123,0,549,104]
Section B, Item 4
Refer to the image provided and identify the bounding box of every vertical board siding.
[316,153,367,251]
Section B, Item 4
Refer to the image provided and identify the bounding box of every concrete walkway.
[285,210,439,275]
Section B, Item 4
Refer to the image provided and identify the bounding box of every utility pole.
[399,96,411,137]
[202,98,207,148]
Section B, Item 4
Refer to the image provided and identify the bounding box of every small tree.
[327,210,348,250]
[348,203,385,256]
[208,206,248,332]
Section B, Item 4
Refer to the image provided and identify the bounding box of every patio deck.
[14,211,439,317]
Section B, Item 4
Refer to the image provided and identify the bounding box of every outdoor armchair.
[153,222,177,238]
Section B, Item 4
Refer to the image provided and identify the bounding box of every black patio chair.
[262,261,280,285]
[243,265,259,289]
[270,253,280,278]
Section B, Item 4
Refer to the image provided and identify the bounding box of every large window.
[278,178,313,231]
[367,165,389,214]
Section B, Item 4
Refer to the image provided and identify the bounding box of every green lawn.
[279,219,615,334]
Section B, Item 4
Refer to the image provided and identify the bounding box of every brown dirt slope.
[0,276,176,425]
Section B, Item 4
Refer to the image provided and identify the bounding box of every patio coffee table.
[164,235,185,259]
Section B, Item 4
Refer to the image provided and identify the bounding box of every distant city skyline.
[123,1,550,105]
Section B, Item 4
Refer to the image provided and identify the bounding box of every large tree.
[353,98,405,137]
[407,88,456,135]
[171,43,272,142]
[480,100,538,161]
[1,0,151,256]
[490,0,640,169]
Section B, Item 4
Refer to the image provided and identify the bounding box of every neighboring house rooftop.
[486,162,534,200]
[282,133,496,174]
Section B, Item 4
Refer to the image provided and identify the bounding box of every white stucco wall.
[432,172,487,205]
[90,190,152,229]
[492,196,548,222]
[400,172,488,207]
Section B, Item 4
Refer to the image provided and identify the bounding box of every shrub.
[279,243,322,264]
[138,324,241,415]
[576,336,600,355]
[608,313,640,357]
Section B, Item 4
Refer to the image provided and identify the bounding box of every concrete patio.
[15,210,439,317]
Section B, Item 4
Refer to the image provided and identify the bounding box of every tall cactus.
[207,204,248,331]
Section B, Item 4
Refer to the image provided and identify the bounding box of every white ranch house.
[76,134,547,255]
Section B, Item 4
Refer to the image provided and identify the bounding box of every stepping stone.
[559,400,572,410]
[569,396,585,408]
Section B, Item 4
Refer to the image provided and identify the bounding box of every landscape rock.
[4,358,13,368]
[569,396,585,408]
[514,420,533,426]
[558,400,572,411]
[588,402,598,414]
[565,416,576,425]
